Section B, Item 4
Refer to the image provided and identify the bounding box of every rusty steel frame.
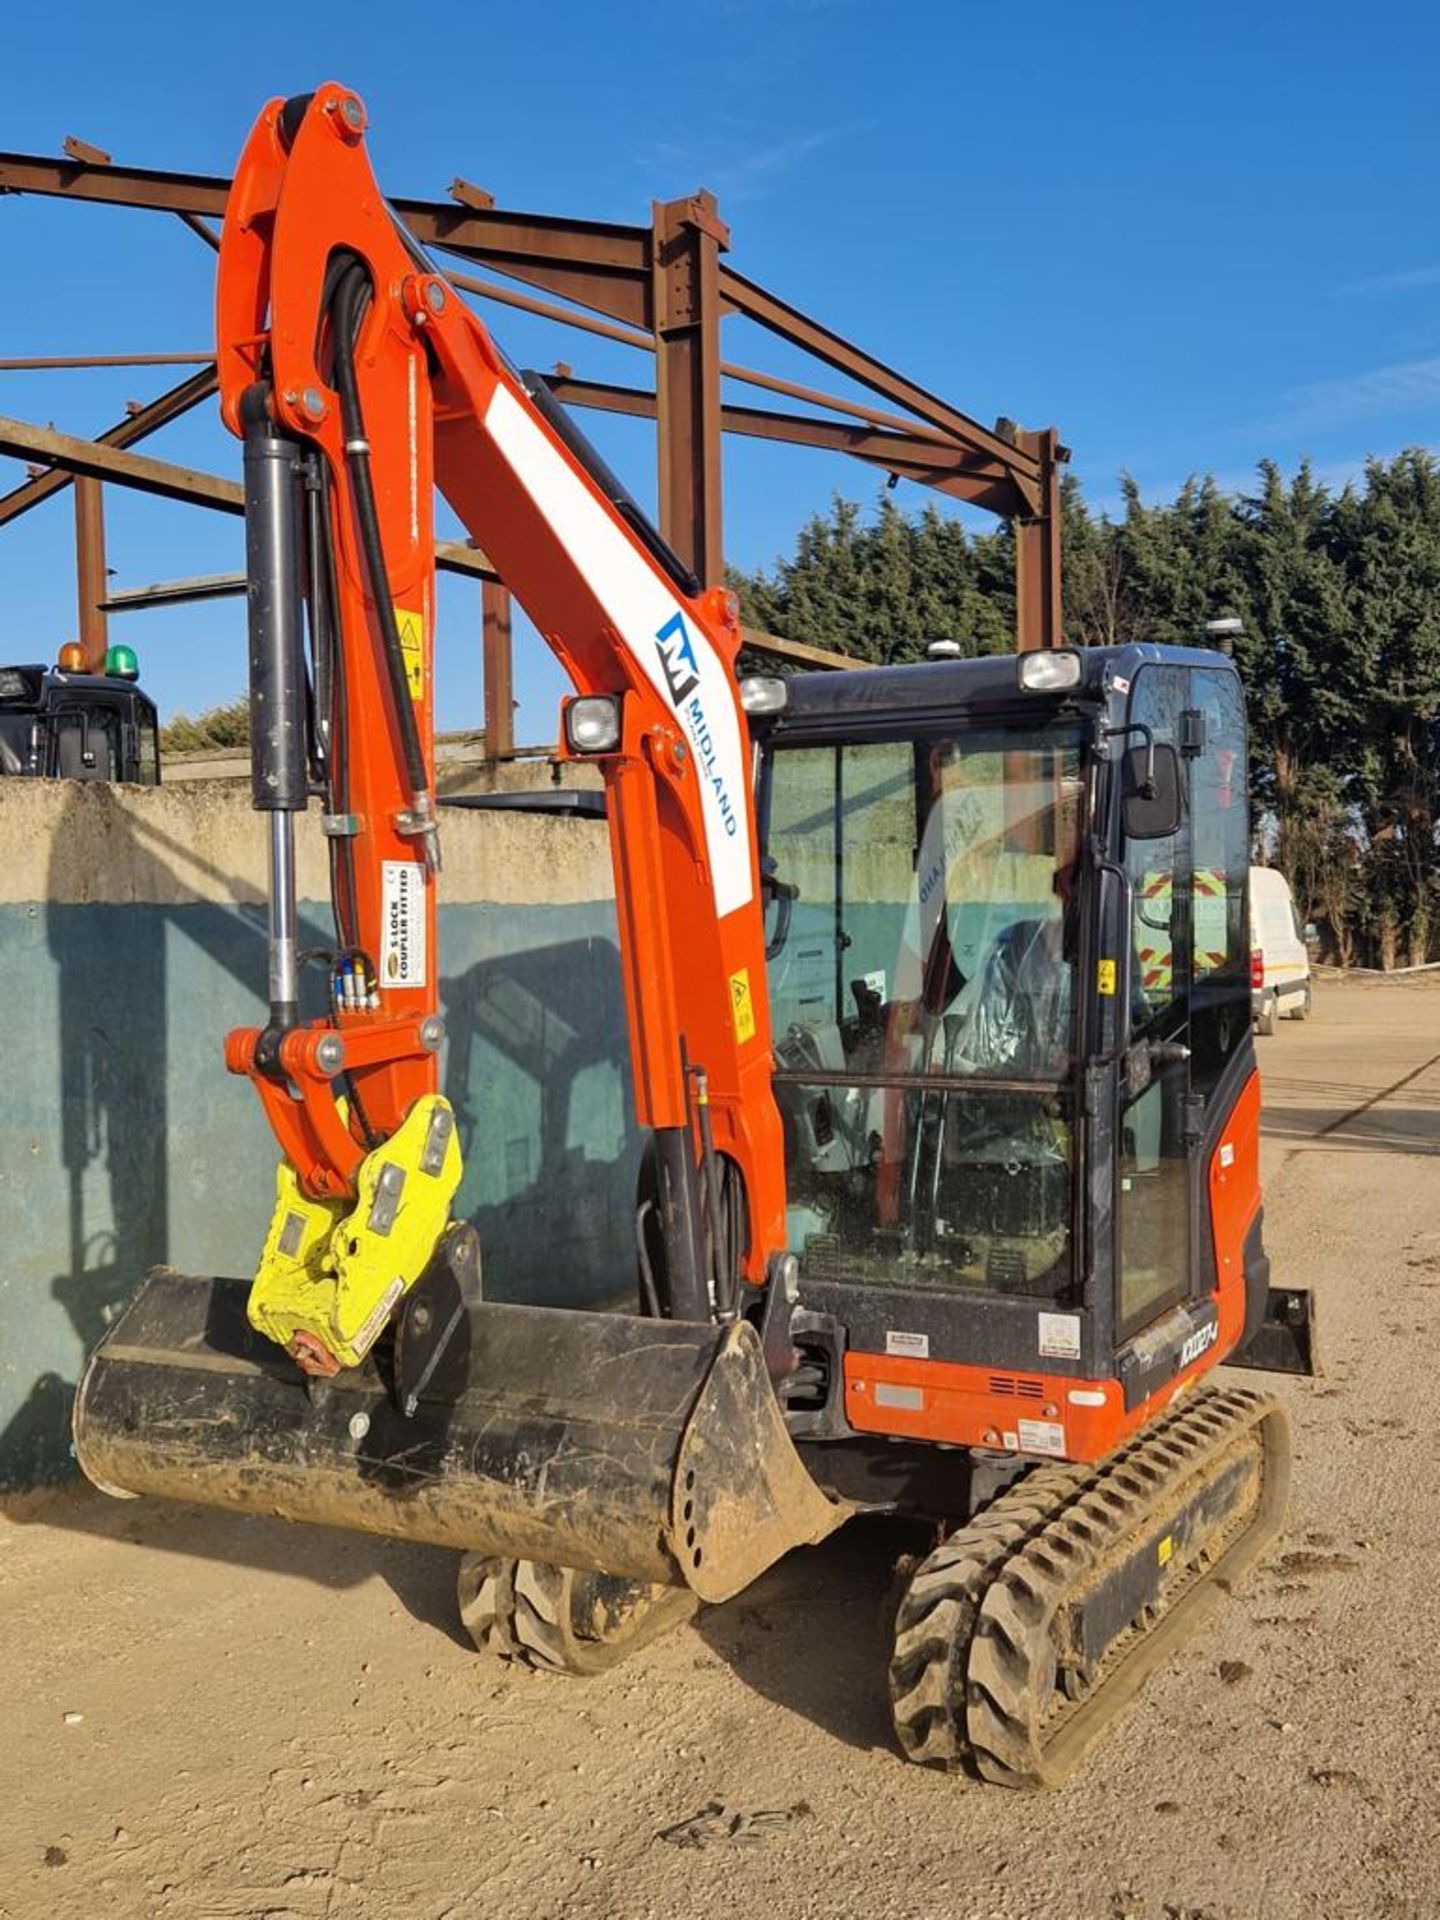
[0,365,219,526]
[0,137,1065,740]
[72,474,108,668]
[482,581,516,763]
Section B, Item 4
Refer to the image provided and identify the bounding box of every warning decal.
[730,968,756,1044]
[1038,1311,1081,1361]
[1097,957,1117,996]
[381,860,427,989]
[394,606,424,702]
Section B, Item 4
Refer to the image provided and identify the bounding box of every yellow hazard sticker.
[1097,958,1117,996]
[729,967,756,1044]
[394,606,424,702]
[1157,1534,1173,1567]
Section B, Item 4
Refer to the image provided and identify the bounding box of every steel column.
[482,580,515,765]
[651,193,727,586]
[73,477,108,668]
[1014,428,1064,651]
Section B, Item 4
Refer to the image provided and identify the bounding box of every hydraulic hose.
[328,258,439,870]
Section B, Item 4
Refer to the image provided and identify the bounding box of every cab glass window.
[762,725,1084,1301]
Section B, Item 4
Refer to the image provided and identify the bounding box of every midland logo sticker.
[654,611,701,703]
[653,610,739,841]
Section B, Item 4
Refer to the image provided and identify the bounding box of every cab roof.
[767,642,1238,736]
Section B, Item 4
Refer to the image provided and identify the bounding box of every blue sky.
[3,0,1438,734]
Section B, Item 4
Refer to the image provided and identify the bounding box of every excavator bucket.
[73,1269,850,1605]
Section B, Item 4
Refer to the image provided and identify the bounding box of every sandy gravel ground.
[4,976,1438,1920]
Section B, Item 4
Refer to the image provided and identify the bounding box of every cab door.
[1117,667,1193,1338]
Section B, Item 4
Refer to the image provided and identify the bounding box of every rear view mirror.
[1121,742,1182,841]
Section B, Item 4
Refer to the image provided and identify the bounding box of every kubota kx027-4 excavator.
[74,86,1317,1787]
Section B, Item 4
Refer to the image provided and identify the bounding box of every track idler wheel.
[458,1556,700,1677]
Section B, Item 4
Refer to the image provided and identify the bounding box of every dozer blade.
[73,1269,852,1605]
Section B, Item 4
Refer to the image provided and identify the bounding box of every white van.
[1250,865,1313,1033]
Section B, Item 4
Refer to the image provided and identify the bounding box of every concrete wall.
[0,779,627,1489]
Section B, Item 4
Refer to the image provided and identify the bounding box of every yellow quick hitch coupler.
[247,1093,464,1375]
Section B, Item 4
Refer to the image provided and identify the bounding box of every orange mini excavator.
[75,86,1316,1786]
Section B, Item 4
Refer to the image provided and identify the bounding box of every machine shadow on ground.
[693,1515,929,1756]
[1260,1107,1440,1155]
[0,1476,462,1613]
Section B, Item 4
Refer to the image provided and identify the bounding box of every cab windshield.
[761,723,1084,1300]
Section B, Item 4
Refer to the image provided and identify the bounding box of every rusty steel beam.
[0,151,215,215]
[101,571,246,612]
[482,580,516,764]
[740,625,868,672]
[1,147,1065,649]
[542,375,1022,511]
[0,352,212,371]
[0,149,1052,481]
[0,366,218,525]
[435,540,498,581]
[73,477,109,667]
[0,152,653,329]
[0,413,244,512]
[718,266,1043,504]
[721,361,962,442]
[445,266,992,458]
[1014,428,1064,651]
[652,192,726,584]
[0,415,497,581]
[176,213,221,251]
[440,259,990,448]
[445,265,653,352]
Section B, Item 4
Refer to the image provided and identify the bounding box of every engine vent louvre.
[988,1374,1046,1399]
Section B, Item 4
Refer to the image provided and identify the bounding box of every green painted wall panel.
[0,895,635,1488]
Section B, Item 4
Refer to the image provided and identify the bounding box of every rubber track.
[456,1555,698,1677]
[889,1461,1081,1767]
[889,1384,1290,1787]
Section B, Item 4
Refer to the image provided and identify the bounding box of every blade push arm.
[217,85,787,1341]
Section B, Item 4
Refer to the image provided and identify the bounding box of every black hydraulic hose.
[693,1068,730,1319]
[310,439,377,1153]
[633,1198,663,1320]
[314,459,358,951]
[303,458,333,784]
[328,260,436,861]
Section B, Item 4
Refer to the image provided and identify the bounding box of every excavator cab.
[753,646,1289,1493]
